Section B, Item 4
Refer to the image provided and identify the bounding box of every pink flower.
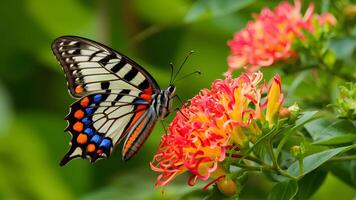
[227,0,336,72]
[150,72,284,187]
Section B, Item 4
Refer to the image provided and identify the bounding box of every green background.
[0,0,355,199]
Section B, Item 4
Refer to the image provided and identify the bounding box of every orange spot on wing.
[77,133,88,144]
[80,97,90,107]
[75,85,84,94]
[74,110,85,119]
[87,144,96,152]
[73,122,83,132]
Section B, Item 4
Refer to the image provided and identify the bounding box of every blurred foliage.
[0,0,355,199]
[333,82,356,119]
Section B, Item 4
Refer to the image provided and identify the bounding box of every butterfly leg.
[173,95,189,120]
[159,119,168,134]
[174,107,189,120]
[173,94,185,106]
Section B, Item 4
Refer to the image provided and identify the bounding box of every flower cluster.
[150,72,284,188]
[227,0,336,72]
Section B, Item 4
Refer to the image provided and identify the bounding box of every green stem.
[244,155,266,165]
[266,138,298,180]
[232,162,274,173]
[232,160,297,180]
[298,158,304,177]
[267,139,279,171]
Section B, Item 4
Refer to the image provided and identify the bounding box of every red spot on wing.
[97,149,103,155]
[140,85,153,103]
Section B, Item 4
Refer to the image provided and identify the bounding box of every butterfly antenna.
[172,50,194,83]
[174,70,201,83]
[169,62,174,85]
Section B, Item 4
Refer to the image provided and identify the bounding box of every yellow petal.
[266,75,283,128]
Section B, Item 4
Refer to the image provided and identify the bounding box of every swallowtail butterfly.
[52,36,177,166]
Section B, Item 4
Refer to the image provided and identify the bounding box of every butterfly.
[52,36,180,166]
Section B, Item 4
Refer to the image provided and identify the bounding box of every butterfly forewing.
[52,36,160,97]
[52,36,161,165]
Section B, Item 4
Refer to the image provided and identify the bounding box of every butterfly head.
[166,85,176,98]
[156,85,176,119]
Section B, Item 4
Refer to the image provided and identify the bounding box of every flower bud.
[279,107,290,119]
[217,177,237,197]
[287,103,300,122]
[290,145,305,159]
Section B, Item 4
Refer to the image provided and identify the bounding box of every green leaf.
[295,111,319,127]
[306,119,356,145]
[184,0,255,23]
[314,135,356,145]
[304,118,331,140]
[287,145,356,177]
[267,180,298,200]
[295,169,327,200]
[330,37,356,60]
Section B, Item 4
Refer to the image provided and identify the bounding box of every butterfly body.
[51,36,175,165]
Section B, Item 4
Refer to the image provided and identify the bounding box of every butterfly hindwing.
[60,91,152,165]
[122,108,157,161]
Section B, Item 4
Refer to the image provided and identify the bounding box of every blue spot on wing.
[84,128,94,136]
[134,99,148,104]
[93,94,102,104]
[82,117,91,126]
[85,108,94,115]
[99,138,112,149]
[90,134,103,144]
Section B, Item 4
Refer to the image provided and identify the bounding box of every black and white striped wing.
[52,36,160,97]
[51,36,160,165]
